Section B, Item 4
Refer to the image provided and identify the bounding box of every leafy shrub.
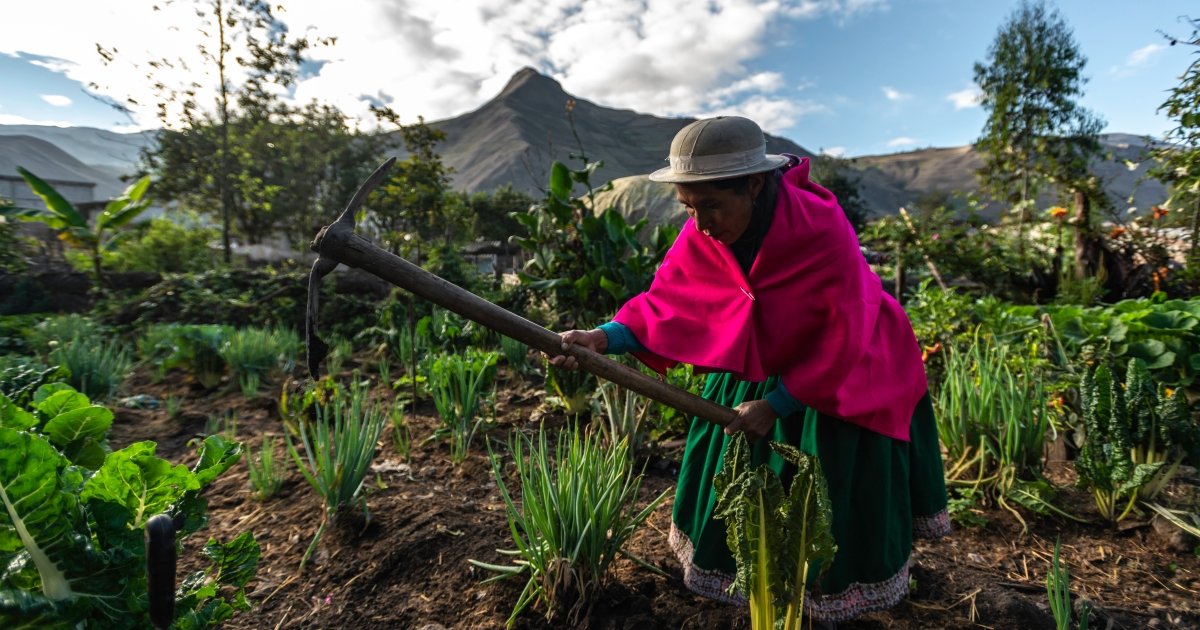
[139,323,231,389]
[471,428,668,627]
[0,314,42,355]
[110,213,219,274]
[0,357,68,408]
[50,334,132,401]
[0,385,256,628]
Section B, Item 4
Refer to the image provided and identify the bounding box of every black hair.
[708,169,782,215]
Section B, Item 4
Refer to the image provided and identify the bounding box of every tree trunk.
[216,0,233,264]
[1073,189,1097,279]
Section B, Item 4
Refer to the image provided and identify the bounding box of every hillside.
[0,68,1170,221]
[0,135,129,200]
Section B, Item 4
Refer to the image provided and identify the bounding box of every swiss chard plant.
[713,433,838,630]
[1076,358,1200,522]
[0,385,258,628]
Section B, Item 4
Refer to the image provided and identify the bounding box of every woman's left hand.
[723,399,778,441]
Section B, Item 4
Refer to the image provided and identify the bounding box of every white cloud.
[0,0,887,132]
[0,113,75,126]
[887,136,916,148]
[882,86,910,101]
[821,146,846,157]
[39,94,72,107]
[946,86,981,110]
[1110,43,1165,76]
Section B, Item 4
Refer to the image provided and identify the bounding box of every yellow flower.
[1049,206,1069,219]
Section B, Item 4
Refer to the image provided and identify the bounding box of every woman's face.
[675,174,765,245]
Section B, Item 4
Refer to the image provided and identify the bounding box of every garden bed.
[108,366,1200,630]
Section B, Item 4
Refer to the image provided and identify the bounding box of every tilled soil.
[109,367,1200,630]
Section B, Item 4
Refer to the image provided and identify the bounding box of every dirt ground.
[109,365,1200,630]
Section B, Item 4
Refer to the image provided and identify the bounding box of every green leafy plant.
[49,333,132,401]
[389,403,411,460]
[471,428,668,627]
[285,384,387,570]
[27,314,104,357]
[712,433,838,630]
[8,168,152,282]
[593,378,650,452]
[139,324,232,389]
[325,336,353,377]
[1047,538,1089,630]
[247,435,285,501]
[500,335,528,375]
[544,362,595,416]
[0,385,255,628]
[1076,358,1199,522]
[164,394,182,420]
[426,350,499,465]
[0,358,67,408]
[935,332,1052,527]
[219,326,299,396]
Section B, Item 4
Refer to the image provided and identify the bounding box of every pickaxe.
[306,158,736,428]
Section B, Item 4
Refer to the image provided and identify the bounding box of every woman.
[550,116,949,624]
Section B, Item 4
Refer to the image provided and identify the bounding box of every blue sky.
[0,0,1194,157]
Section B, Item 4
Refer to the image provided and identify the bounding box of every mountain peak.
[496,67,567,102]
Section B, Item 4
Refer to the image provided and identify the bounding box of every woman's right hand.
[548,328,607,371]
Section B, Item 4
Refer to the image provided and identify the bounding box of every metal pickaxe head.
[305,157,396,378]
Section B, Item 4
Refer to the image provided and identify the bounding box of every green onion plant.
[285,384,387,570]
[500,335,528,374]
[1047,538,1089,630]
[427,350,499,465]
[220,326,298,396]
[247,435,285,501]
[593,379,650,452]
[50,333,132,401]
[935,331,1051,528]
[470,428,669,627]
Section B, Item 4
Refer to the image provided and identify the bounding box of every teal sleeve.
[598,322,646,355]
[765,383,804,418]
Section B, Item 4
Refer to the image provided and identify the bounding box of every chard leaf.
[192,435,243,487]
[35,390,90,419]
[82,441,201,530]
[0,429,86,602]
[0,394,37,431]
[43,406,113,450]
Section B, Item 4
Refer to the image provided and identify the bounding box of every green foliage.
[499,335,529,375]
[284,383,387,570]
[467,184,537,242]
[108,267,310,329]
[512,149,676,329]
[246,436,284,501]
[109,213,220,274]
[7,168,152,282]
[0,358,68,408]
[219,326,299,396]
[544,362,596,417]
[140,324,232,389]
[50,334,132,402]
[973,0,1103,210]
[592,376,650,452]
[935,333,1051,528]
[426,350,499,465]
[810,155,869,232]
[1147,17,1200,281]
[0,385,254,628]
[1047,538,1089,630]
[388,403,411,460]
[1076,359,1199,522]
[367,113,464,254]
[471,428,668,628]
[712,433,837,630]
[27,314,104,357]
[0,215,29,274]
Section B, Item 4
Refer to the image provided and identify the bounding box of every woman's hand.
[723,399,778,441]
[547,328,607,371]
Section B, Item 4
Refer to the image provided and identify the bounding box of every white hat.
[648,116,789,183]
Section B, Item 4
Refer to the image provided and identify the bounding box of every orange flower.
[921,342,942,363]
[1108,226,1126,239]
[1152,206,1169,220]
[1049,206,1069,219]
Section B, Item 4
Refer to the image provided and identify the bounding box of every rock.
[1150,513,1195,553]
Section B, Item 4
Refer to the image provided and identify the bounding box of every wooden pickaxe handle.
[307,159,737,428]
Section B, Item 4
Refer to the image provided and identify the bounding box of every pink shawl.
[613,158,927,441]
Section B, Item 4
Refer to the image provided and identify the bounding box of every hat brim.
[647,154,791,184]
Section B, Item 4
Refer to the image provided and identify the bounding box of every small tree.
[8,169,152,283]
[811,156,869,232]
[973,0,1104,244]
[1148,17,1200,288]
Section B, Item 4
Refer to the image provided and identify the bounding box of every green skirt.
[669,373,949,622]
